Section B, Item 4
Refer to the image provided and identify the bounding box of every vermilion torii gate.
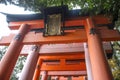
[0,7,120,80]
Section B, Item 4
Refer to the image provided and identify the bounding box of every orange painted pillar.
[84,43,93,80]
[0,24,30,80]
[41,71,48,80]
[19,45,40,80]
[33,56,43,80]
[85,17,113,80]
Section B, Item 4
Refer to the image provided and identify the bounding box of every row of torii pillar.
[0,16,120,80]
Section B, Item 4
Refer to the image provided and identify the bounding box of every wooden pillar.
[83,43,93,80]
[85,17,113,80]
[41,71,48,80]
[19,45,40,80]
[33,56,43,80]
[0,24,29,80]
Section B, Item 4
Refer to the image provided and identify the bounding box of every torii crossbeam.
[0,7,120,80]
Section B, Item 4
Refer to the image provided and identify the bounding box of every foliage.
[108,41,120,80]
[0,46,7,60]
[0,46,26,80]
[10,56,26,80]
[115,13,120,31]
[108,12,120,80]
[0,0,120,23]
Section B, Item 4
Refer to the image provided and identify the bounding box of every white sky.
[0,4,34,38]
[0,4,81,38]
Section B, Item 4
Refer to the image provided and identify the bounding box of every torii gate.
[0,6,120,80]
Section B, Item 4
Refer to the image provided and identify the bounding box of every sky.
[0,4,81,38]
[0,4,34,38]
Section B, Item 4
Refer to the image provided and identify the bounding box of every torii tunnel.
[0,6,120,80]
